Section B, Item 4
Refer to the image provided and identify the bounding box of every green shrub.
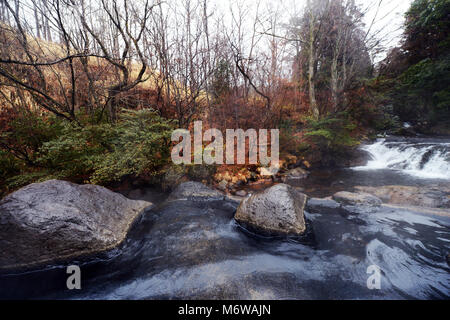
[0,151,20,181]
[0,111,65,166]
[304,113,359,153]
[36,121,113,181]
[1,109,176,193]
[278,119,307,156]
[0,150,21,196]
[302,113,361,167]
[89,109,175,184]
[5,171,58,191]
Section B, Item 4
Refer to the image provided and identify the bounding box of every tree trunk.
[34,4,41,39]
[307,5,319,120]
[331,48,339,113]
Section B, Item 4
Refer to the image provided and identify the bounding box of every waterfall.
[354,138,450,179]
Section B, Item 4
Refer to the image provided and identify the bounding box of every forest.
[0,0,448,197]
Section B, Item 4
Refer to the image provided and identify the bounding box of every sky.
[17,0,412,65]
[210,0,412,61]
[363,0,412,48]
[20,0,412,55]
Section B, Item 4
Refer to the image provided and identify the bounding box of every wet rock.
[282,167,309,181]
[307,196,378,216]
[329,148,372,168]
[214,170,250,189]
[236,190,248,197]
[396,126,418,137]
[0,180,151,270]
[168,181,224,201]
[2,182,450,300]
[235,184,307,236]
[355,185,450,209]
[257,167,278,177]
[333,191,382,207]
[217,180,228,192]
[306,197,340,214]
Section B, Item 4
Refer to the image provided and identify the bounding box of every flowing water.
[355,137,450,180]
[0,137,449,300]
[283,136,450,198]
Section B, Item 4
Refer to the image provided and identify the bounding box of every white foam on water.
[353,139,450,179]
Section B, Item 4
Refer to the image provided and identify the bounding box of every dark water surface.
[1,195,449,300]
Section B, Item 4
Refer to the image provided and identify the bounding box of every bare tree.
[0,0,159,123]
[148,0,216,127]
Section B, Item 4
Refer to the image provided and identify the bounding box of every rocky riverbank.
[1,179,449,274]
[1,180,448,300]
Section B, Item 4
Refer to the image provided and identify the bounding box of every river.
[0,136,449,300]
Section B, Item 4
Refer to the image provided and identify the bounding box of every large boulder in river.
[0,180,151,270]
[235,184,307,236]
